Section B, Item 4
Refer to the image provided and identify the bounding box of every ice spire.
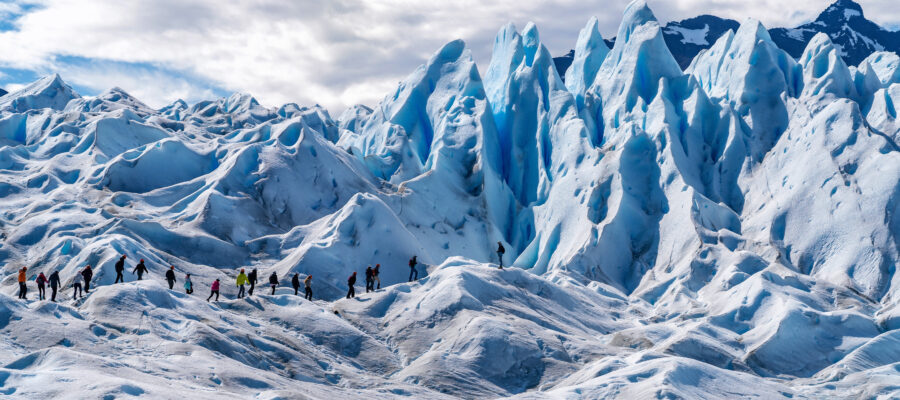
[565,17,610,112]
[688,19,801,159]
[799,33,853,99]
[588,0,683,134]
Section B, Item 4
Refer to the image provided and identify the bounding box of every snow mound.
[0,74,80,114]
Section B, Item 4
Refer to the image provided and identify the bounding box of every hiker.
[49,271,60,302]
[365,266,374,293]
[374,264,381,289]
[36,272,47,300]
[236,269,248,299]
[269,272,279,295]
[72,271,83,300]
[81,265,93,293]
[408,256,418,282]
[346,272,356,299]
[133,259,148,280]
[165,266,176,290]
[248,268,258,296]
[497,242,505,269]
[184,274,193,294]
[17,267,27,300]
[304,275,313,300]
[207,278,220,302]
[291,273,300,296]
[114,255,127,283]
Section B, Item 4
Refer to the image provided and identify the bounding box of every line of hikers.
[227,268,313,302]
[14,243,508,303]
[13,255,315,303]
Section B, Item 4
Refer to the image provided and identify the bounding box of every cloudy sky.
[1,0,898,114]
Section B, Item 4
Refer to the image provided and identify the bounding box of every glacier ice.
[2,0,900,398]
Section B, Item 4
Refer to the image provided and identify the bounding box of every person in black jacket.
[165,266,176,289]
[49,271,60,302]
[268,272,279,295]
[248,268,258,296]
[364,266,374,293]
[291,273,300,296]
[114,255,127,283]
[133,259,148,280]
[81,265,93,293]
[497,242,505,269]
[408,256,418,282]
[346,272,356,299]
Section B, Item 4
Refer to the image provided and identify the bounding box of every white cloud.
[0,0,896,113]
[4,83,27,93]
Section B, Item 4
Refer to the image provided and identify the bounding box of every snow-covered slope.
[2,1,900,398]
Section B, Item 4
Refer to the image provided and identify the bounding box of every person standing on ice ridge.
[236,269,248,298]
[49,270,60,302]
[133,259,148,280]
[346,272,357,299]
[81,265,93,293]
[304,275,313,300]
[165,266,177,290]
[17,267,28,299]
[374,264,381,289]
[36,272,47,300]
[72,271,83,300]
[184,273,193,294]
[248,268,258,296]
[408,256,418,282]
[497,242,505,269]
[114,255,127,283]
[365,266,374,293]
[207,278,220,302]
[269,272,279,295]
[291,273,300,296]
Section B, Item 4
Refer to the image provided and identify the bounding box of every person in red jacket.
[346,272,357,299]
[36,272,47,300]
[373,264,381,289]
[207,279,220,302]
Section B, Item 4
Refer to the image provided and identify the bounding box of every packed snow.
[2,1,900,398]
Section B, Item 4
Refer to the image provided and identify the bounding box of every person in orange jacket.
[17,267,28,300]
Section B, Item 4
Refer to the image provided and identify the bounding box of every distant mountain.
[662,15,740,68]
[555,0,900,75]
[770,0,900,66]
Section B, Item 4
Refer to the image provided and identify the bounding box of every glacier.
[2,1,900,398]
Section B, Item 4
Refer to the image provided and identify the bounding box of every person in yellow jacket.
[236,268,248,299]
[17,267,28,300]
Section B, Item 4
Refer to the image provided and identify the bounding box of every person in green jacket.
[236,268,248,298]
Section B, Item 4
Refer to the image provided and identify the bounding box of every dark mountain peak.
[672,14,739,30]
[817,0,864,22]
